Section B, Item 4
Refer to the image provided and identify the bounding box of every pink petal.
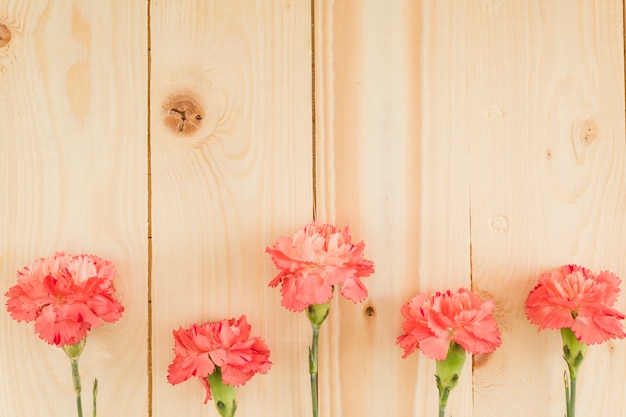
[418,334,452,361]
[266,222,374,312]
[462,315,501,342]
[220,364,252,387]
[339,277,368,303]
[208,349,228,367]
[199,377,213,403]
[453,327,501,355]
[398,289,501,360]
[278,276,310,312]
[525,265,626,343]
[5,253,124,346]
[592,313,626,339]
[167,315,271,403]
[594,270,622,306]
[426,309,455,338]
[34,306,85,346]
[527,305,574,330]
[396,333,418,358]
[294,272,334,306]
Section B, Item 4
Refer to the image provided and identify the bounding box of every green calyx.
[62,338,87,361]
[560,328,587,380]
[207,367,237,417]
[306,302,330,329]
[435,342,467,409]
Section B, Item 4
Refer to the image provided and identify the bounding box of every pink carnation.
[5,252,124,346]
[525,264,626,344]
[266,221,375,311]
[167,315,272,403]
[397,288,502,361]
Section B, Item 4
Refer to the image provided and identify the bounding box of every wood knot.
[363,304,376,318]
[162,93,204,135]
[489,215,509,233]
[0,23,11,48]
[579,119,598,144]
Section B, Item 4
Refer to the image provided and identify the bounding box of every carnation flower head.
[5,252,124,346]
[525,264,626,344]
[396,288,502,361]
[266,221,375,311]
[167,315,272,403]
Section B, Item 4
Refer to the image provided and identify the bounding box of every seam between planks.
[311,0,318,221]
[146,0,153,416]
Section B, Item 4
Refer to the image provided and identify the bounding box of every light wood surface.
[0,1,624,416]
[468,2,626,416]
[149,1,313,416]
[314,1,472,416]
[0,1,148,416]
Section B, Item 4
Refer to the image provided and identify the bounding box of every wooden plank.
[468,1,626,416]
[315,1,471,416]
[149,1,312,416]
[0,1,148,416]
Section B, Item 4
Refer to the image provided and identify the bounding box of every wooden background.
[0,1,624,416]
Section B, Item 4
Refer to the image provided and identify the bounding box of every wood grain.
[0,1,148,416]
[149,1,313,416]
[0,1,623,416]
[467,1,626,416]
[315,1,471,416]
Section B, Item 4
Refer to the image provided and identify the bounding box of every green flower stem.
[207,367,237,417]
[561,328,586,417]
[564,373,576,417]
[63,339,87,417]
[309,326,320,417]
[70,358,83,417]
[569,378,576,417]
[306,303,330,417]
[435,342,466,417]
[92,379,98,417]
